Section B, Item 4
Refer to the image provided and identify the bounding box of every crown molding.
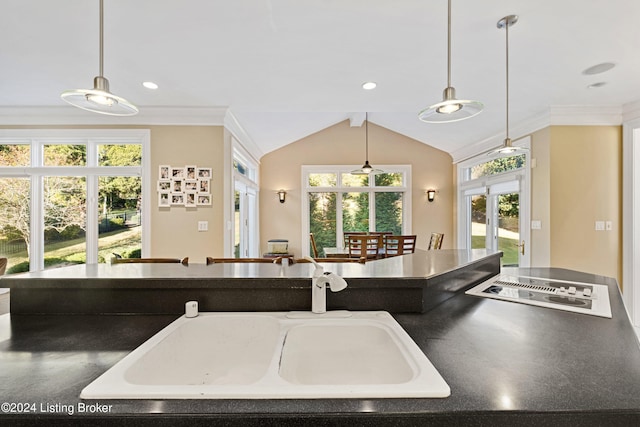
[548,105,622,125]
[623,100,640,122]
[450,109,551,163]
[451,104,632,163]
[0,106,227,126]
[223,110,265,161]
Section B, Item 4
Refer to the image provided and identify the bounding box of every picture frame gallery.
[158,165,212,208]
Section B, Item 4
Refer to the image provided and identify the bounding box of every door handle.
[516,240,525,255]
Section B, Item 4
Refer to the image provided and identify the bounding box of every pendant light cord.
[505,18,510,140]
[365,112,369,162]
[447,0,452,88]
[99,0,104,77]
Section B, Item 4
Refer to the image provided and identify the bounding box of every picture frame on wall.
[197,167,212,179]
[159,165,170,180]
[185,165,197,180]
[197,194,212,205]
[158,192,170,207]
[171,193,184,205]
[184,180,198,192]
[185,192,197,207]
[198,179,210,193]
[157,181,171,191]
[171,167,185,179]
[172,179,183,193]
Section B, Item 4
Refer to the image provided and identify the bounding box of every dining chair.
[111,257,189,266]
[0,257,7,275]
[428,233,444,250]
[343,231,368,247]
[346,235,380,260]
[206,257,284,265]
[384,235,417,257]
[309,233,319,258]
[369,231,392,249]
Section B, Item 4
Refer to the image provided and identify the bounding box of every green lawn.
[3,227,141,273]
[472,235,519,266]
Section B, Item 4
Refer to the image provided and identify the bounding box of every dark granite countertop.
[1,267,639,426]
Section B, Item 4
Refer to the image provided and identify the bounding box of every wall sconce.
[426,189,436,202]
[277,189,287,204]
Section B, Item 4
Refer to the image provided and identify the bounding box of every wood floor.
[0,290,9,315]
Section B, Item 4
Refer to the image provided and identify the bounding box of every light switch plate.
[605,221,612,231]
[595,221,605,231]
[531,220,541,230]
[198,221,208,232]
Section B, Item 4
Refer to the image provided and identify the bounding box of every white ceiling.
[2,0,639,161]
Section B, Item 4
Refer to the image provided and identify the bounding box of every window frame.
[0,129,150,271]
[301,164,412,256]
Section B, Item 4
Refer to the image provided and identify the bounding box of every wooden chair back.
[347,235,380,259]
[206,257,284,265]
[294,257,366,264]
[111,257,189,266]
[384,235,417,257]
[309,233,319,258]
[369,231,392,248]
[343,231,367,247]
[0,257,7,275]
[428,232,444,250]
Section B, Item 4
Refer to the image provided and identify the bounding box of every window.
[0,130,149,273]
[302,165,411,257]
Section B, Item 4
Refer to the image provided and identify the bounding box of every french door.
[234,180,258,258]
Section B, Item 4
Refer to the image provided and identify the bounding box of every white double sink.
[81,311,450,399]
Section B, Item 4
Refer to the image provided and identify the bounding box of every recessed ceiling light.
[362,82,377,90]
[142,81,159,90]
[587,82,607,89]
[582,63,615,75]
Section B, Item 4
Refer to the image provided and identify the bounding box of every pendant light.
[418,0,483,123]
[61,0,138,116]
[351,113,383,175]
[487,15,528,156]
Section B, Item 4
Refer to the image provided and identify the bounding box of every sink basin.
[81,311,450,399]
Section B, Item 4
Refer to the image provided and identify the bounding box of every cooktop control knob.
[568,286,577,295]
[583,288,592,297]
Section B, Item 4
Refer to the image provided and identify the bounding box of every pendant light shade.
[418,0,483,123]
[61,0,138,116]
[487,15,528,156]
[351,113,383,175]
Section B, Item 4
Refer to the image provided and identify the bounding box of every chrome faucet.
[304,257,348,314]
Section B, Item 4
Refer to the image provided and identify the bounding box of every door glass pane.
[44,144,86,166]
[498,192,520,267]
[309,192,337,256]
[471,194,487,249]
[0,178,30,274]
[342,192,369,233]
[234,190,241,257]
[375,192,402,234]
[98,176,141,262]
[44,176,86,269]
[469,155,525,180]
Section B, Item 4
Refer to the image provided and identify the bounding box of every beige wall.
[149,126,225,261]
[259,120,454,257]
[531,125,622,284]
[530,127,551,267]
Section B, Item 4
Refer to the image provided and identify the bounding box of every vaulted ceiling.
[2,0,638,161]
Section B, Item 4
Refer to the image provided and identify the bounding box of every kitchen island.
[1,251,639,426]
